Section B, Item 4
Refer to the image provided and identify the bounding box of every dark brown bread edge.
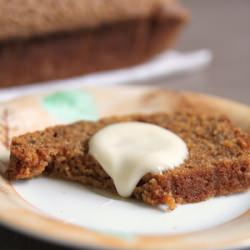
[6,113,250,209]
[43,155,250,210]
[0,5,188,87]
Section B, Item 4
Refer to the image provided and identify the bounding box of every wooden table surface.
[1,0,250,249]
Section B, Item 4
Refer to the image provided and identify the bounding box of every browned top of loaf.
[7,112,250,181]
[0,0,188,41]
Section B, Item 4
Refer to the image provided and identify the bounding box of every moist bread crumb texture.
[7,112,250,209]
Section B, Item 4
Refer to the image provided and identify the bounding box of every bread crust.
[0,0,187,41]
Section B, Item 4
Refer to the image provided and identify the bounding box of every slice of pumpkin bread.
[6,112,250,209]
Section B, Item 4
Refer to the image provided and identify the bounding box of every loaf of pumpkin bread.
[0,0,188,87]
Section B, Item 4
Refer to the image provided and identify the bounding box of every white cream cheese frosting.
[89,122,188,197]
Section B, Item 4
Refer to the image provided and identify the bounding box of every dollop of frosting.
[89,122,188,197]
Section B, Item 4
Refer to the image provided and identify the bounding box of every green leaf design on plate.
[42,90,98,123]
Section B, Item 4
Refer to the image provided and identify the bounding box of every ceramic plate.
[0,86,249,250]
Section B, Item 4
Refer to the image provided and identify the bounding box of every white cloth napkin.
[0,49,212,101]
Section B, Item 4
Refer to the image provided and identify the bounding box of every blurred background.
[164,0,250,105]
[0,0,249,105]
